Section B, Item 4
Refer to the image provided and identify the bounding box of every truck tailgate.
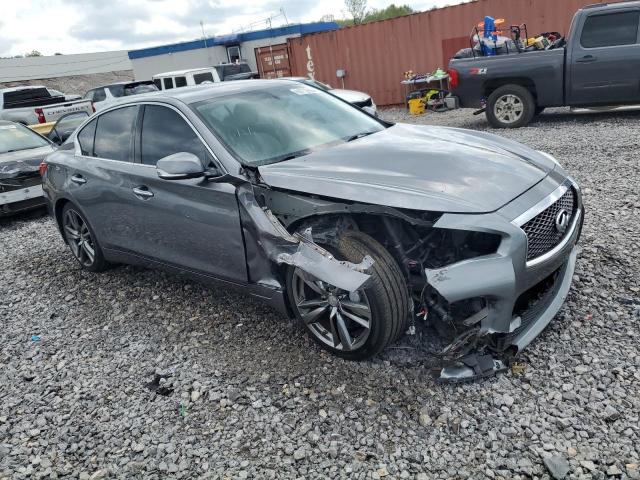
[42,99,93,122]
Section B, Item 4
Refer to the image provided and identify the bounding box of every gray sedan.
[42,80,583,381]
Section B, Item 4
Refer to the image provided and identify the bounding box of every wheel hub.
[292,269,372,352]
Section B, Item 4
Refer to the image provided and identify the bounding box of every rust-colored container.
[255,44,292,79]
[288,0,625,106]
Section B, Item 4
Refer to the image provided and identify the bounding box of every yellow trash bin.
[408,98,425,115]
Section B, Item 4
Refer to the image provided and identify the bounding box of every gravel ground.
[1,107,639,479]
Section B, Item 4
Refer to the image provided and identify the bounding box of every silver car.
[42,80,582,381]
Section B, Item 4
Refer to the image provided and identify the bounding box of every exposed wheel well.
[286,212,424,282]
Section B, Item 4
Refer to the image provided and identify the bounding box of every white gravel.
[1,107,639,479]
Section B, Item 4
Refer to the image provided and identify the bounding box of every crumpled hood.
[0,146,54,180]
[258,124,556,214]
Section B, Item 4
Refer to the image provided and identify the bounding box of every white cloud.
[0,0,460,57]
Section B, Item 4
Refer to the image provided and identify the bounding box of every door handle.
[71,174,86,185]
[133,186,154,199]
[576,55,597,63]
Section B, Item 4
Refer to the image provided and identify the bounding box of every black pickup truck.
[448,1,640,128]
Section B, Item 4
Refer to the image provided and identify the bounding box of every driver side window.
[140,105,210,166]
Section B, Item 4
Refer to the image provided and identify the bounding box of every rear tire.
[286,230,409,360]
[61,203,108,272]
[486,84,535,128]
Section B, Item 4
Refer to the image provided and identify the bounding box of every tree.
[54,52,63,56]
[25,50,42,57]
[335,3,414,27]
[363,4,414,23]
[344,0,367,25]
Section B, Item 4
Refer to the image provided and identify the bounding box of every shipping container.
[255,44,292,78]
[288,0,626,106]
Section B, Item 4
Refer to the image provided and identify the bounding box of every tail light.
[447,68,459,89]
[91,103,96,113]
[35,108,46,124]
[38,161,48,177]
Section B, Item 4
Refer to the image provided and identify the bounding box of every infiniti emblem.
[555,209,570,233]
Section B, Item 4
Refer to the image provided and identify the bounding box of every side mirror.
[156,152,206,180]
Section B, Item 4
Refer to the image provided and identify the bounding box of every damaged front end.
[0,161,45,216]
[235,175,582,383]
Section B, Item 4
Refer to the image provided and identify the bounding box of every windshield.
[0,124,49,154]
[193,84,385,166]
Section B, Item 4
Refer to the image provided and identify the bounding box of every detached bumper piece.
[439,353,508,383]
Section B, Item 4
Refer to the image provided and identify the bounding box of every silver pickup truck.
[0,86,93,126]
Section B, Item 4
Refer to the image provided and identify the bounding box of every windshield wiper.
[345,131,377,142]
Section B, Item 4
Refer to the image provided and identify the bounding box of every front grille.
[522,188,576,261]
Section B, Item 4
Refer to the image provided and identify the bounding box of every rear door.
[69,105,143,250]
[122,103,247,283]
[568,8,640,105]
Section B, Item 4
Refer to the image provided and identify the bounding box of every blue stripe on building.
[128,22,339,60]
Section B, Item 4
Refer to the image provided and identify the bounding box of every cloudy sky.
[0,0,461,57]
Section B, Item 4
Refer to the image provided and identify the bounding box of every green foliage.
[336,3,415,27]
[25,50,42,57]
[363,4,414,23]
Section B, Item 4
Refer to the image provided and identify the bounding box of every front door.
[125,104,247,284]
[568,9,640,106]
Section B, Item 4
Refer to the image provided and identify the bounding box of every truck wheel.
[486,85,535,128]
[286,230,408,361]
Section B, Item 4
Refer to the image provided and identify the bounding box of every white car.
[84,81,158,111]
[288,77,377,116]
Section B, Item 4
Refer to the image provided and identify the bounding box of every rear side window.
[175,76,187,87]
[77,119,97,156]
[581,11,640,48]
[163,78,174,90]
[193,72,214,84]
[140,105,208,165]
[93,106,137,161]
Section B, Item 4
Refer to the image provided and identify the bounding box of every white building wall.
[0,51,131,82]
[130,34,300,81]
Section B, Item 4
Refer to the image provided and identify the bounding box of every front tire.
[61,203,108,272]
[286,230,408,360]
[486,84,535,128]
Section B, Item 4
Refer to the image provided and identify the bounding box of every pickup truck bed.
[0,87,93,125]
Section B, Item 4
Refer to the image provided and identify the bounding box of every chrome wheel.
[493,94,524,124]
[292,268,372,351]
[63,209,95,267]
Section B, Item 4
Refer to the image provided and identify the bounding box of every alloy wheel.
[292,268,372,351]
[494,94,524,124]
[63,209,95,267]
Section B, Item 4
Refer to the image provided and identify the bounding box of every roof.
[153,67,217,78]
[127,22,339,60]
[102,79,300,106]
